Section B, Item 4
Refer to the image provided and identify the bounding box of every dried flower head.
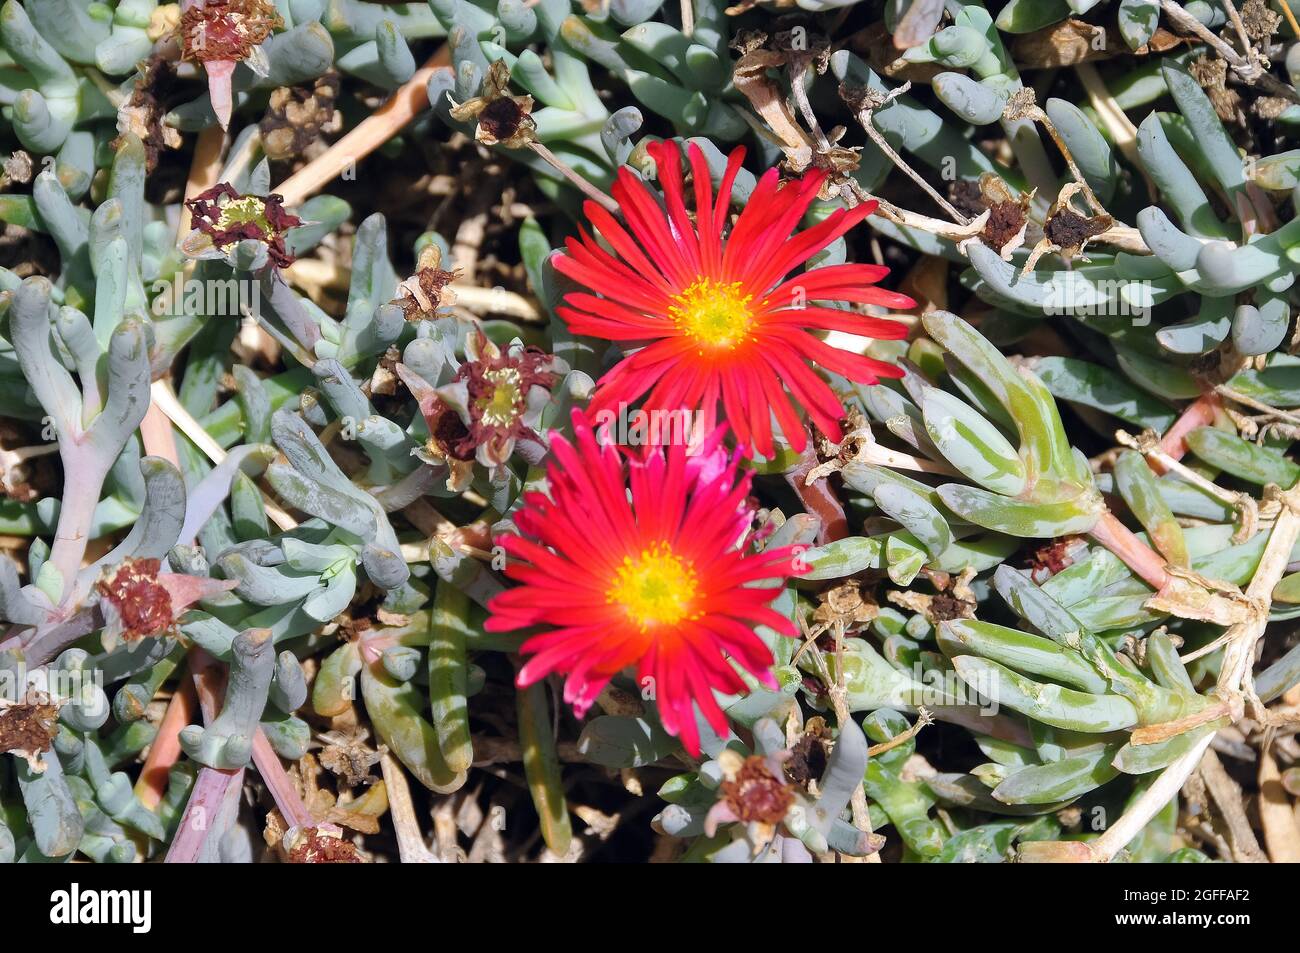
[813,579,880,629]
[1,150,32,187]
[437,333,561,469]
[0,692,59,772]
[178,0,281,64]
[115,55,185,172]
[97,558,173,641]
[1022,182,1112,270]
[283,825,364,863]
[96,558,236,647]
[260,72,343,162]
[449,60,536,150]
[184,183,302,268]
[393,363,477,493]
[721,754,797,824]
[392,245,459,322]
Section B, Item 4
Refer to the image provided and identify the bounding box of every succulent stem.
[1088,509,1171,591]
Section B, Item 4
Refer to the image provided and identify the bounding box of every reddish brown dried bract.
[97,558,174,641]
[287,828,363,863]
[179,0,281,64]
[982,200,1026,251]
[395,266,460,323]
[721,755,796,824]
[0,696,59,756]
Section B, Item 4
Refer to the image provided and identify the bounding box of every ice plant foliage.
[3,0,1300,866]
[555,141,915,458]
[486,412,804,755]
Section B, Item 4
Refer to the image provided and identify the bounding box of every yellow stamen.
[478,366,523,427]
[606,542,698,630]
[216,195,272,233]
[668,278,754,351]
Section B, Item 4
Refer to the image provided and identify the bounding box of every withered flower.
[183,183,303,269]
[1,150,32,188]
[0,692,59,773]
[705,749,798,838]
[813,579,881,629]
[96,557,236,649]
[449,60,537,150]
[282,825,364,863]
[1043,205,1112,256]
[439,332,563,470]
[396,333,564,484]
[391,244,460,323]
[784,718,831,788]
[1025,536,1089,583]
[1018,182,1112,271]
[178,0,282,129]
[961,172,1032,260]
[179,0,280,63]
[722,756,796,823]
[115,55,185,172]
[259,72,343,162]
[393,362,477,494]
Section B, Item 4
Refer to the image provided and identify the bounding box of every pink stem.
[206,59,236,131]
[1089,509,1171,591]
[164,763,245,863]
[253,730,314,829]
[1154,393,1221,471]
[166,650,316,861]
[786,440,847,544]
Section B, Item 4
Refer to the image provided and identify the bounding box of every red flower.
[486,411,804,756]
[554,141,914,458]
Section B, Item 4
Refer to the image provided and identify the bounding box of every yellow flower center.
[216,196,271,233]
[669,278,754,350]
[477,367,523,427]
[606,543,698,630]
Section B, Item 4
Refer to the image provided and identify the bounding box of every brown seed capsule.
[284,826,364,863]
[0,693,59,761]
[721,755,796,824]
[448,60,537,150]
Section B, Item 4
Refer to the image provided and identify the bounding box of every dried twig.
[1160,0,1300,105]
[276,50,451,207]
